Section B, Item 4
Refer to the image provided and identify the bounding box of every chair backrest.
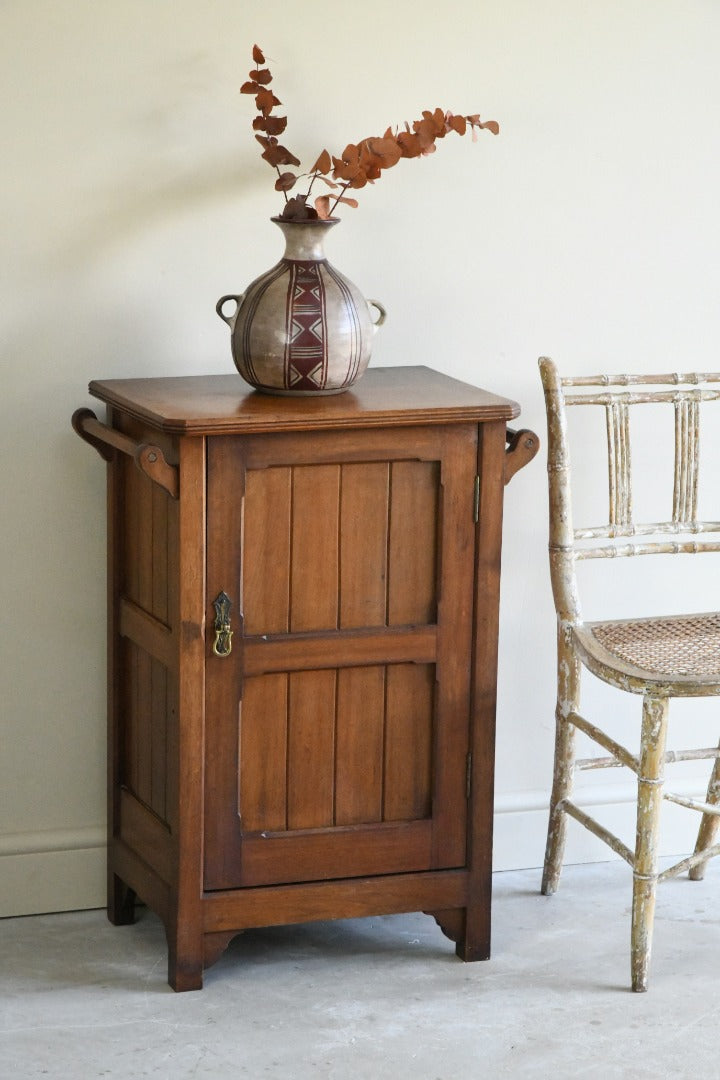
[539,357,720,624]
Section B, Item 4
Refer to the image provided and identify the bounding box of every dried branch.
[241,45,499,220]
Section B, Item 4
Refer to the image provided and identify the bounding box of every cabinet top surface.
[89,365,520,435]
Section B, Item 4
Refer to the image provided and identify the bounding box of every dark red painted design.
[283,261,328,390]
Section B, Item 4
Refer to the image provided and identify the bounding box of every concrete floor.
[2,859,719,1079]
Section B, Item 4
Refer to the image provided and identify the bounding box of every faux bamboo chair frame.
[539,356,720,992]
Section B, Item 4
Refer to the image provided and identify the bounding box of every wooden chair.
[539,356,720,991]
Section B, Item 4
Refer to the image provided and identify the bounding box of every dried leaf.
[252,44,265,64]
[257,135,301,168]
[335,195,359,209]
[363,137,402,169]
[251,68,272,85]
[264,115,288,135]
[275,171,298,191]
[340,143,360,166]
[396,131,424,158]
[316,174,338,189]
[280,195,319,221]
[315,195,331,219]
[412,118,437,148]
[310,148,332,175]
[466,115,500,135]
[331,147,365,185]
[255,88,281,114]
[240,80,260,95]
[448,114,467,135]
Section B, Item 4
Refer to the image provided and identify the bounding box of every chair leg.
[689,739,720,881]
[541,627,580,896]
[631,695,669,993]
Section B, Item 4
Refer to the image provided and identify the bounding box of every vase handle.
[216,293,245,330]
[367,299,387,332]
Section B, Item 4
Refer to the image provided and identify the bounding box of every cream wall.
[2,0,720,915]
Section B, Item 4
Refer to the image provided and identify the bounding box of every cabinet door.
[204,424,478,889]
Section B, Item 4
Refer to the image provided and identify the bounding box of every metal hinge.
[473,475,480,523]
[466,752,473,799]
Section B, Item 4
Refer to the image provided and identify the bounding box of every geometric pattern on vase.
[284,262,329,390]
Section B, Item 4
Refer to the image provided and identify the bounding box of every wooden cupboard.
[73,366,537,990]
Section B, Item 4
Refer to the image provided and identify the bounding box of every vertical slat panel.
[123,458,140,605]
[122,640,139,794]
[388,461,439,625]
[135,647,153,806]
[136,471,154,614]
[243,467,291,634]
[384,664,434,822]
[287,670,336,829]
[335,666,385,825]
[339,462,389,628]
[239,674,288,832]
[150,659,168,821]
[291,465,340,631]
[151,485,169,624]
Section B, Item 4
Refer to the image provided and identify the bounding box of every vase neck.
[272,217,338,261]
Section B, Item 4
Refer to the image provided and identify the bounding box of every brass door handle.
[212,591,233,657]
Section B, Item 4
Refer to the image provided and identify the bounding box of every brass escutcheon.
[212,591,233,657]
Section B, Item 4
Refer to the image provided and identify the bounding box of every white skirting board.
[0,776,712,916]
[0,827,105,917]
[492,774,711,873]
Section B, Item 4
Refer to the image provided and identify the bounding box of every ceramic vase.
[216,217,386,396]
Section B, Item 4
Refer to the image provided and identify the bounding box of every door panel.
[384,663,434,822]
[290,465,340,632]
[339,463,390,628]
[334,665,389,827]
[242,467,291,635]
[287,669,337,830]
[387,460,439,625]
[204,425,477,890]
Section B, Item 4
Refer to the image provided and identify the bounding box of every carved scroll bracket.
[504,427,540,485]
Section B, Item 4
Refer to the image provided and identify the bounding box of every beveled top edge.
[88,366,521,435]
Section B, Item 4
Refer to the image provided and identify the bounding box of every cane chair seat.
[574,612,720,692]
[539,357,720,992]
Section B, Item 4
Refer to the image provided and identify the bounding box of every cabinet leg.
[108,874,136,926]
[428,906,490,962]
[167,927,204,992]
[455,905,491,962]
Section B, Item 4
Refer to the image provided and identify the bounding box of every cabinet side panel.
[115,429,174,828]
[135,648,153,807]
[118,418,172,624]
[150,658,168,821]
[339,462,389,628]
[119,630,171,822]
[151,485,169,624]
[384,663,434,821]
[388,461,439,625]
[242,467,291,635]
[290,465,340,632]
[239,674,288,832]
[335,666,385,826]
[121,640,139,797]
[287,670,336,829]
